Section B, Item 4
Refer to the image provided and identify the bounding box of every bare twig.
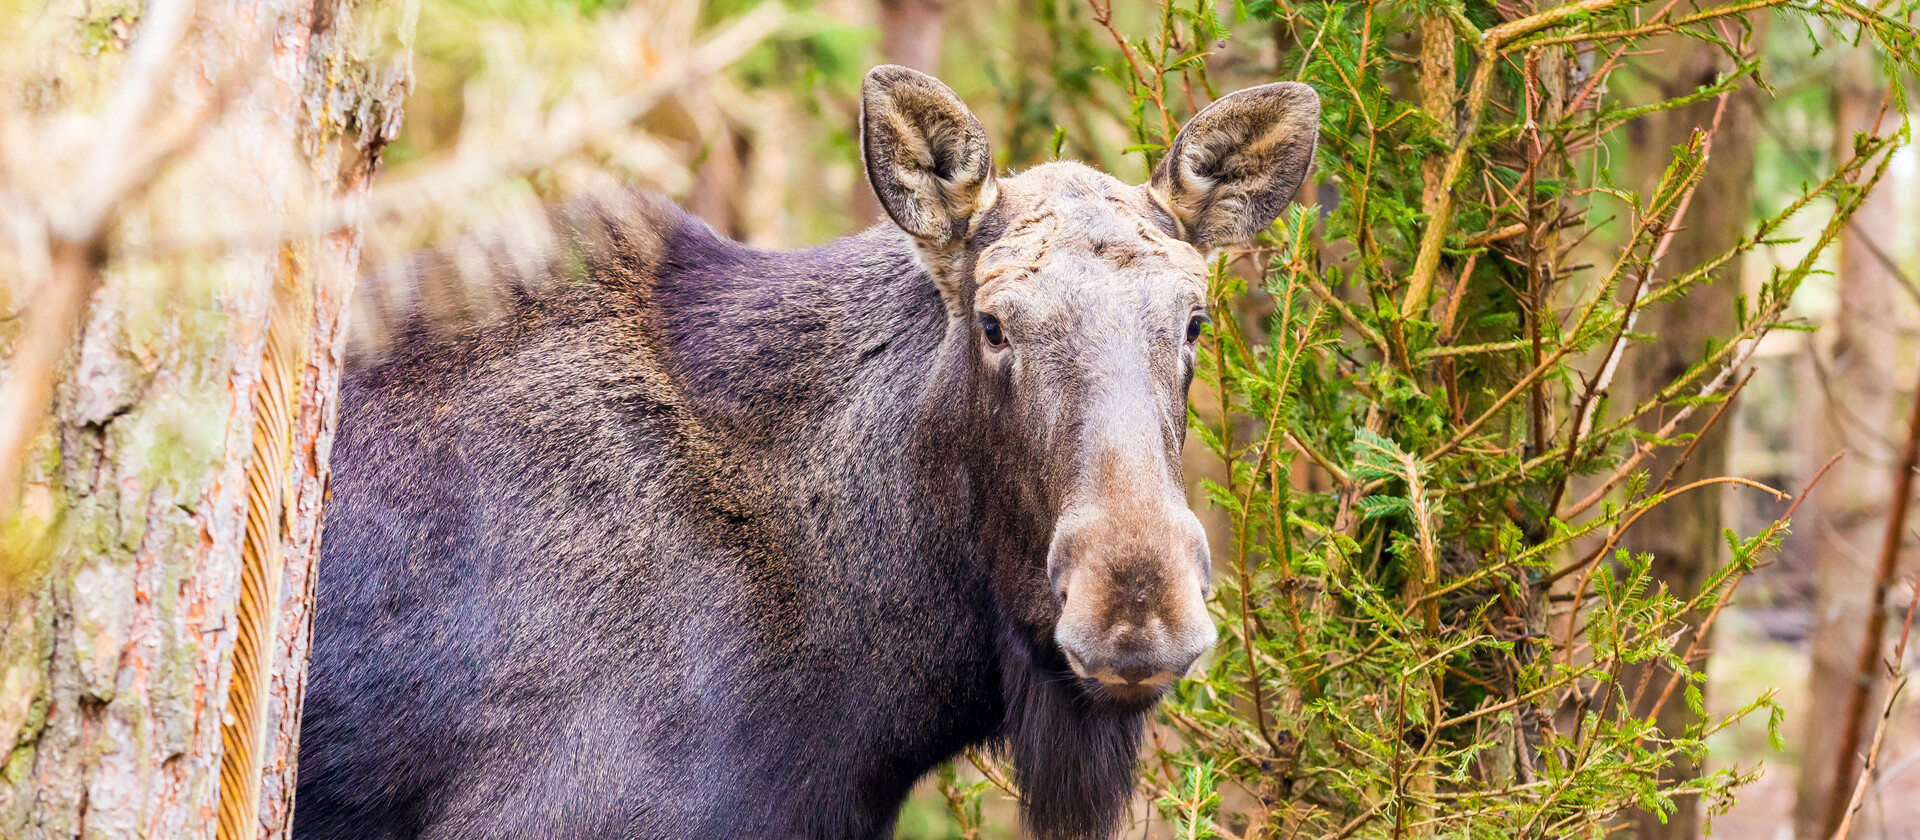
[1085,0,1176,146]
[1459,126,1898,496]
[1561,89,1734,495]
[1829,677,1907,840]
[1641,453,1843,720]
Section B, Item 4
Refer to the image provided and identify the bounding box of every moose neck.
[646,213,1144,840]
[649,214,1027,578]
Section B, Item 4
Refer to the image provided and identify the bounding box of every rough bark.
[1617,32,1761,840]
[0,1,407,838]
[1794,50,1908,840]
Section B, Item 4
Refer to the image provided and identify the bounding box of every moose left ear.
[860,65,998,249]
[1150,82,1320,250]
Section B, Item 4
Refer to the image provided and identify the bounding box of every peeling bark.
[0,0,407,838]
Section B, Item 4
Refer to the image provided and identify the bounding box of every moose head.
[860,66,1320,711]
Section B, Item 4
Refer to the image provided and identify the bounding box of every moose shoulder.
[295,67,1318,840]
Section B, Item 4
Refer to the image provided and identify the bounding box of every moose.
[293,66,1319,839]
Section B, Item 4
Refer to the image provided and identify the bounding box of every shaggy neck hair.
[996,624,1148,839]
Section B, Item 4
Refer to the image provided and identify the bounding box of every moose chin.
[294,65,1318,840]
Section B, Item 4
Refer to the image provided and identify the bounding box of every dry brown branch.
[1420,127,1715,468]
[1829,676,1906,840]
[1645,367,1756,500]
[1085,0,1175,146]
[1560,354,1750,521]
[1456,125,1900,497]
[1546,474,1784,595]
[1638,454,1844,720]
[1567,88,1734,457]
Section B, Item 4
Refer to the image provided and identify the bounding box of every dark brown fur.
[294,68,1318,840]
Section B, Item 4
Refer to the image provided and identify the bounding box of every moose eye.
[980,314,1007,348]
[1185,313,1211,344]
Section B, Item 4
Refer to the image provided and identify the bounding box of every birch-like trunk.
[0,0,409,838]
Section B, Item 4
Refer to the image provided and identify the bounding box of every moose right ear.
[860,65,998,248]
[1150,82,1320,250]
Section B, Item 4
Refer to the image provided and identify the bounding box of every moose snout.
[1048,507,1217,694]
[1057,615,1215,687]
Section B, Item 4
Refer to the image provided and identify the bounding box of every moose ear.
[1150,82,1320,250]
[860,65,998,247]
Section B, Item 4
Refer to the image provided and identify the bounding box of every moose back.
[293,67,1319,840]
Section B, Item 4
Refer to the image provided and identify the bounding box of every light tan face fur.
[972,164,1217,694]
[860,65,1319,699]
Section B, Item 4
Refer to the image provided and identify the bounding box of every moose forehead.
[975,162,1211,306]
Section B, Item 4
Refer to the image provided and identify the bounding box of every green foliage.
[1079,0,1920,836]
[1157,759,1227,839]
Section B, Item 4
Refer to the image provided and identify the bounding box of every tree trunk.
[1617,32,1761,840]
[688,129,752,240]
[0,1,408,838]
[1794,49,1907,840]
[879,0,948,74]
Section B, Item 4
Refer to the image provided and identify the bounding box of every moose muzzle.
[1047,498,1216,700]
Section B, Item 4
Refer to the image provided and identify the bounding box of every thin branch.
[0,242,103,516]
[1829,677,1906,840]
[1559,89,1734,512]
[964,748,1020,799]
[1640,454,1843,720]
[1464,126,1900,493]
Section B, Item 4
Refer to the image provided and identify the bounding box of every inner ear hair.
[860,65,998,248]
[1150,81,1321,251]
